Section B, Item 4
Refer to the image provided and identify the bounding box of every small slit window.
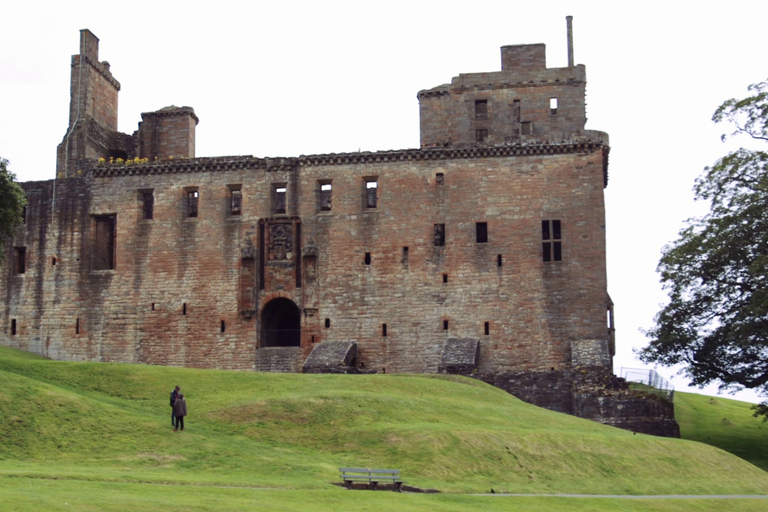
[183,303,188,315]
[542,219,562,262]
[364,252,371,265]
[484,322,490,335]
[14,247,26,274]
[442,273,448,284]
[365,179,378,209]
[221,320,226,333]
[497,254,503,267]
[382,323,387,337]
[433,224,445,246]
[76,318,80,335]
[475,99,488,119]
[229,186,242,216]
[319,182,332,211]
[187,190,199,218]
[273,185,287,214]
[443,320,449,330]
[325,318,331,328]
[141,190,154,220]
[476,222,488,243]
[11,319,17,336]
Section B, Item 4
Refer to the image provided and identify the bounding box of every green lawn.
[1,346,767,511]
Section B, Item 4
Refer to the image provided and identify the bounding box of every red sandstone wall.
[1,146,609,374]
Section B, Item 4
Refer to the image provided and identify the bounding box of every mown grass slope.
[2,346,768,511]
[676,391,768,471]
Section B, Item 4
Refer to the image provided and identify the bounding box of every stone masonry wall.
[1,143,611,376]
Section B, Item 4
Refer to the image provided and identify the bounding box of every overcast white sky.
[2,1,766,403]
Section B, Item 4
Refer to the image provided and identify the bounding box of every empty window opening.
[436,172,444,185]
[364,252,371,265]
[475,129,488,142]
[365,179,378,208]
[151,303,155,311]
[382,323,388,337]
[183,303,187,315]
[52,256,57,266]
[521,121,533,136]
[311,335,315,343]
[475,99,488,119]
[542,219,562,262]
[93,216,116,270]
[11,319,17,336]
[320,182,332,211]
[187,190,199,218]
[550,97,558,115]
[273,186,287,214]
[221,320,226,333]
[76,318,80,335]
[476,222,488,243]
[230,187,242,216]
[325,318,331,328]
[497,254,503,267]
[14,247,26,274]
[443,320,449,330]
[513,99,521,122]
[442,273,448,283]
[484,322,490,335]
[433,224,445,246]
[141,190,154,220]
[402,246,409,264]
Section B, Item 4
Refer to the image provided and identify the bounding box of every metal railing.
[620,368,675,402]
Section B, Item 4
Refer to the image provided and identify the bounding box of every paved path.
[474,493,768,499]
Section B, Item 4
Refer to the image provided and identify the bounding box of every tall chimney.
[566,16,574,67]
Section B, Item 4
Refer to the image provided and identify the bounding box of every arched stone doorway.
[260,298,301,347]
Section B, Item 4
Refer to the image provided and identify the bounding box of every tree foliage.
[641,79,768,412]
[0,157,26,266]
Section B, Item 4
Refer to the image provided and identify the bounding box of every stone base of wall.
[254,347,303,373]
[481,366,680,438]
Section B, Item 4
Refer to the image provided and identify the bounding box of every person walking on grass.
[173,393,187,431]
[170,385,180,428]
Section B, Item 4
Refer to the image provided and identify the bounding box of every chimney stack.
[566,16,574,67]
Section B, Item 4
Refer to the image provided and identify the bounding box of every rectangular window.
[475,99,488,119]
[542,219,562,262]
[229,186,242,216]
[186,189,199,218]
[436,173,444,185]
[402,246,409,265]
[476,222,488,243]
[94,215,116,270]
[14,247,26,274]
[273,185,287,214]
[550,97,558,115]
[320,182,332,211]
[513,99,521,122]
[11,319,17,335]
[475,129,488,142]
[382,323,387,337]
[141,190,154,220]
[484,322,490,335]
[365,178,378,209]
[521,121,533,136]
[443,320,449,330]
[433,224,445,246]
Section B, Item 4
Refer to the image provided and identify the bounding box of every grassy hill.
[2,346,768,511]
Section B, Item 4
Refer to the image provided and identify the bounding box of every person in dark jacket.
[170,386,180,428]
[173,393,187,431]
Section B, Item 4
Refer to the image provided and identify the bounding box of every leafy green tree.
[641,79,768,414]
[0,157,27,266]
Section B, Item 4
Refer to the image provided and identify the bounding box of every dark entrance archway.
[260,298,301,347]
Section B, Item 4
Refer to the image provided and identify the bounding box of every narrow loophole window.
[442,274,448,284]
[52,256,57,266]
[476,222,488,243]
[76,318,80,335]
[364,252,371,265]
[497,254,503,267]
[484,322,490,335]
[443,320,449,330]
[325,318,331,328]
[151,303,155,311]
[382,324,388,337]
[183,303,187,316]
[221,320,226,333]
[402,246,409,264]
[11,319,17,335]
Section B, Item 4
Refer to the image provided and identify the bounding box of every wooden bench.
[339,467,403,491]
